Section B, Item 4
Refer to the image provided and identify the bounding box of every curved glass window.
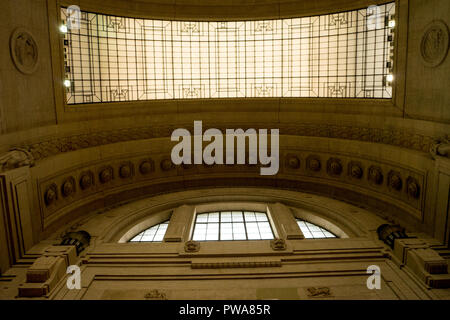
[192,211,274,241]
[296,219,336,239]
[61,3,395,104]
[129,220,169,242]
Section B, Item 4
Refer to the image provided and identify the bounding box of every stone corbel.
[393,238,450,288]
[18,245,78,298]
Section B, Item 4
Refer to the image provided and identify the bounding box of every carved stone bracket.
[430,136,450,159]
[184,240,200,253]
[270,238,287,251]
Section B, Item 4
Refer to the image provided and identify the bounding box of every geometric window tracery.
[296,219,337,239]
[128,220,169,242]
[61,2,395,104]
[192,211,274,241]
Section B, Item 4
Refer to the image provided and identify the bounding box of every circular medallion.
[10,28,39,74]
[420,20,449,67]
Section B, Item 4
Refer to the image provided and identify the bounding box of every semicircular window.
[129,220,169,242]
[296,219,337,239]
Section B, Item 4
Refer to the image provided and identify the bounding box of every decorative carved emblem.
[10,28,39,74]
[119,162,133,178]
[160,158,175,171]
[368,166,383,185]
[79,171,94,190]
[285,154,300,169]
[139,159,154,175]
[420,20,449,67]
[430,135,450,159]
[348,162,363,179]
[327,158,342,176]
[306,155,321,172]
[306,287,332,297]
[99,166,113,183]
[144,289,167,300]
[270,238,286,251]
[388,171,402,191]
[406,177,421,199]
[0,148,34,171]
[61,177,75,197]
[184,240,200,252]
[44,184,58,206]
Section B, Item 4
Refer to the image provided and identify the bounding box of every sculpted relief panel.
[10,28,39,75]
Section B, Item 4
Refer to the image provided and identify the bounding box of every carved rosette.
[348,162,363,179]
[285,154,300,169]
[44,184,58,206]
[139,159,154,175]
[388,171,402,191]
[79,171,94,190]
[406,177,421,199]
[420,20,449,67]
[119,162,134,178]
[184,240,200,253]
[327,158,342,176]
[99,166,113,183]
[61,177,76,197]
[270,238,286,251]
[160,158,175,171]
[368,166,383,185]
[10,28,39,74]
[306,155,321,172]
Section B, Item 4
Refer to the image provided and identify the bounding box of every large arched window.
[296,219,336,239]
[128,220,169,242]
[192,211,274,241]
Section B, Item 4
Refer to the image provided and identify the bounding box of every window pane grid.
[129,220,169,242]
[192,211,274,241]
[296,219,337,239]
[62,3,395,104]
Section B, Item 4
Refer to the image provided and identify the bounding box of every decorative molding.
[139,159,155,175]
[20,123,436,161]
[285,154,300,169]
[99,166,114,184]
[406,177,420,199]
[388,170,402,191]
[368,166,383,185]
[44,183,58,206]
[306,286,332,297]
[191,261,281,269]
[10,28,39,75]
[420,20,449,68]
[144,289,167,300]
[348,161,363,179]
[61,177,76,197]
[160,158,175,171]
[430,135,450,159]
[327,157,342,176]
[119,162,134,179]
[79,171,94,190]
[306,155,321,172]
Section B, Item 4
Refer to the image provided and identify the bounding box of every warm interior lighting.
[386,74,394,82]
[388,20,395,28]
[59,24,68,33]
[63,79,71,87]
